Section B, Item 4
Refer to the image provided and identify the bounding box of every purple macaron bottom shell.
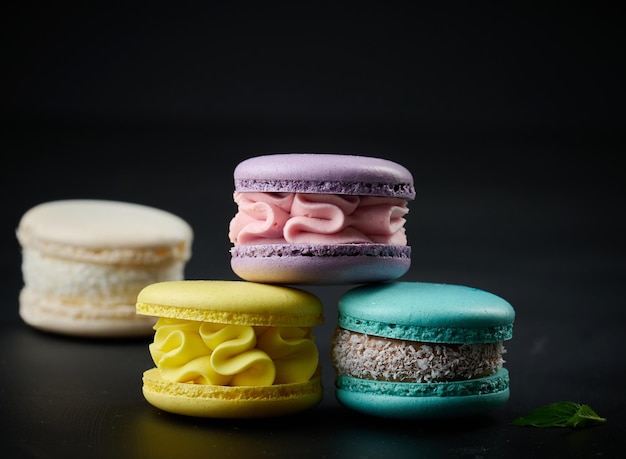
[230,244,411,284]
[335,369,510,419]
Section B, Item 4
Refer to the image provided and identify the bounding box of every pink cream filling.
[229,192,409,246]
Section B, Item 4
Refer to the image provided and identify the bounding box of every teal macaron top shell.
[338,282,515,344]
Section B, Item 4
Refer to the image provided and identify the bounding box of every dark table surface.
[2,3,625,458]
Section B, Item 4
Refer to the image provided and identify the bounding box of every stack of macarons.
[16,153,515,420]
[224,153,515,419]
[133,153,421,418]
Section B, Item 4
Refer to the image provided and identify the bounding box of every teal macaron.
[330,282,515,419]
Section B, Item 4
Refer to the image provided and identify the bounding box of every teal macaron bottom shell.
[335,368,510,419]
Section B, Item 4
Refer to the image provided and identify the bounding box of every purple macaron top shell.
[234,154,415,200]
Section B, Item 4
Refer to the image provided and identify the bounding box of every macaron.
[16,199,193,337]
[136,280,324,418]
[331,282,515,419]
[228,153,415,284]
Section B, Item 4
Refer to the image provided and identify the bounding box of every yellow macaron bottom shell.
[142,367,323,418]
[150,317,319,386]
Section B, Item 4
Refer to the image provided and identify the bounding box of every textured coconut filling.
[331,329,506,383]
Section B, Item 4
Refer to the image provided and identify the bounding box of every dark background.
[1,2,624,458]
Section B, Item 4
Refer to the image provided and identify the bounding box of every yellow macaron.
[136,280,324,418]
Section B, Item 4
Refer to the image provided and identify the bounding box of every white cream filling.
[21,249,185,304]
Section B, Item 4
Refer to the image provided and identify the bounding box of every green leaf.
[512,401,607,428]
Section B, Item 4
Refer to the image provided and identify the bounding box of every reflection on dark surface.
[110,403,505,458]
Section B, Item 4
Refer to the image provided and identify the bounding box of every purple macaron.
[228,153,415,284]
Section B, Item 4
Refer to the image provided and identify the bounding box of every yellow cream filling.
[150,317,318,386]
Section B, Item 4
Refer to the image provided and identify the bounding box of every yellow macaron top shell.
[136,280,324,326]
